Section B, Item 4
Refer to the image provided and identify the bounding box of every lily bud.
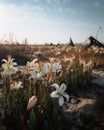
[27,95,37,110]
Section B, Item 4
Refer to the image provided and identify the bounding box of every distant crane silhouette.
[96,26,103,40]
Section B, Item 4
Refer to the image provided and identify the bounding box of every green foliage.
[1,81,27,130]
[1,77,62,130]
[61,66,92,94]
[0,55,93,130]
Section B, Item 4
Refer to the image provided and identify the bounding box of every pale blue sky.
[0,0,104,44]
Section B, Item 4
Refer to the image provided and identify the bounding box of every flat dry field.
[0,44,104,68]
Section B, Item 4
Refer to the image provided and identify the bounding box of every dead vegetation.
[0,44,104,67]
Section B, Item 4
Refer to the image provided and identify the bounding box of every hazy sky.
[0,0,104,44]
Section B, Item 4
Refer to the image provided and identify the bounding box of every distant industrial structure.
[69,37,74,46]
[88,36,104,47]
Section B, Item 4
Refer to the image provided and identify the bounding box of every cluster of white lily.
[79,57,94,72]
[1,56,69,108]
[28,45,103,73]
[26,58,62,81]
[62,54,75,63]
[1,55,62,81]
[55,48,61,56]
[1,56,23,91]
[87,46,104,54]
[10,81,23,90]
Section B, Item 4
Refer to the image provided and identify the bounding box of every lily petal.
[50,91,59,98]
[17,81,22,87]
[33,58,38,63]
[2,59,7,63]
[51,83,59,90]
[59,96,64,106]
[12,62,17,66]
[60,83,66,92]
[33,65,39,72]
[63,92,69,102]
[42,63,51,74]
[11,58,15,62]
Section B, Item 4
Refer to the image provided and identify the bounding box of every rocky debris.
[92,69,104,86]
[63,98,100,130]
[92,69,104,77]
[64,98,95,113]
[92,77,104,86]
[69,96,80,104]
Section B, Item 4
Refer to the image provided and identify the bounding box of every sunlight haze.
[0,0,104,44]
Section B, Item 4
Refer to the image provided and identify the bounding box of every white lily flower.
[2,55,17,66]
[2,64,18,75]
[30,70,37,78]
[2,55,18,75]
[63,55,70,63]
[49,57,55,63]
[32,64,39,72]
[50,83,69,106]
[42,62,51,74]
[10,81,23,90]
[27,95,37,110]
[26,58,38,70]
[30,70,43,80]
[52,62,62,72]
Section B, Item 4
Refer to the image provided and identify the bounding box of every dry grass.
[0,44,104,68]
